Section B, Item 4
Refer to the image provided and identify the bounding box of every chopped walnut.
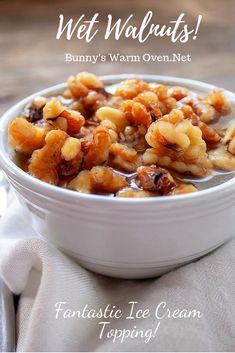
[136,165,176,195]
[69,166,128,193]
[170,184,197,195]
[121,125,148,152]
[145,112,212,176]
[67,76,89,98]
[33,96,47,110]
[121,100,152,127]
[60,109,85,135]
[82,90,110,113]
[115,79,149,99]
[222,120,235,154]
[209,145,235,171]
[191,100,217,124]
[168,86,189,101]
[68,170,93,193]
[28,130,68,184]
[96,106,128,131]
[8,117,45,154]
[116,188,157,197]
[100,122,118,143]
[83,126,112,169]
[183,91,231,123]
[59,137,83,177]
[63,89,73,99]
[67,72,103,99]
[206,91,231,115]
[134,91,158,106]
[90,166,128,193]
[43,100,63,120]
[61,137,81,161]
[133,91,163,120]
[23,97,46,123]
[179,105,221,145]
[109,143,140,172]
[151,84,168,100]
[151,84,177,114]
[75,72,103,91]
[53,116,68,131]
[198,122,221,145]
[143,147,211,177]
[43,100,85,135]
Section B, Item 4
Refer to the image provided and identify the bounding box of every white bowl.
[1,75,235,279]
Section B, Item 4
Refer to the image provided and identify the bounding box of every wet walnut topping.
[144,110,212,177]
[136,166,176,194]
[8,72,233,197]
[8,117,46,154]
[209,146,235,171]
[222,120,235,154]
[28,130,68,184]
[109,143,140,173]
[68,166,128,194]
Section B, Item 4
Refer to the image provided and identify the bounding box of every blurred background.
[0,0,234,115]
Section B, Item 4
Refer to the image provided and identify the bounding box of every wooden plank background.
[0,0,234,115]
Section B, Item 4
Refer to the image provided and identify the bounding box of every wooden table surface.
[0,0,234,115]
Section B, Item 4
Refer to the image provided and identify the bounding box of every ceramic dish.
[1,75,235,279]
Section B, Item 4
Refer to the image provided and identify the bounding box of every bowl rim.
[1,73,235,204]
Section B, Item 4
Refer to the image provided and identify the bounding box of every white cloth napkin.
[0,198,235,352]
